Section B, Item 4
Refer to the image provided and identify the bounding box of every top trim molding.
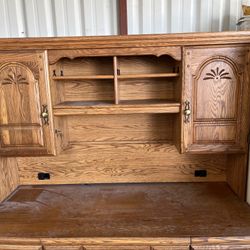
[0,31,250,50]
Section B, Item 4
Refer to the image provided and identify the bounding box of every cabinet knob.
[41,105,49,125]
[184,100,191,123]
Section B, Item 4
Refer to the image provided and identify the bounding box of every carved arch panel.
[194,57,240,121]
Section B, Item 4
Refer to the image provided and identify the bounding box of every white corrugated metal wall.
[128,0,242,34]
[0,0,118,37]
[0,0,243,37]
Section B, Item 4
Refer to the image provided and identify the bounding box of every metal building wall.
[0,0,243,38]
[0,0,118,37]
[127,0,242,34]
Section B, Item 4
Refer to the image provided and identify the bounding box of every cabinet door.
[0,51,55,156]
[183,47,249,153]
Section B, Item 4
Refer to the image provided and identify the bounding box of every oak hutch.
[0,31,250,249]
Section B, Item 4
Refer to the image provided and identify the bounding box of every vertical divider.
[113,56,119,104]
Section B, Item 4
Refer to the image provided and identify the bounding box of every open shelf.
[1,182,250,238]
[117,73,179,79]
[50,54,182,107]
[52,56,114,77]
[53,100,181,115]
[52,75,114,80]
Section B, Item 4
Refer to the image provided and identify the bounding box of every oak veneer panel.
[117,55,179,75]
[183,46,249,153]
[1,183,250,238]
[53,57,114,76]
[152,247,188,250]
[44,247,81,250]
[43,246,188,250]
[17,143,226,185]
[0,246,42,250]
[227,154,248,200]
[1,32,250,51]
[83,247,148,250]
[58,79,115,103]
[226,48,250,199]
[0,157,19,202]
[53,102,181,115]
[119,78,175,101]
[0,51,56,156]
[193,124,236,143]
[38,238,189,247]
[191,237,250,247]
[192,246,250,249]
[48,47,182,65]
[67,114,174,142]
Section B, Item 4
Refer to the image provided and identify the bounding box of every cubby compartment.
[118,78,176,104]
[53,79,115,106]
[51,56,116,106]
[117,55,180,76]
[116,55,181,105]
[52,57,114,77]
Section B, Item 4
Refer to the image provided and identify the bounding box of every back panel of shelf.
[116,55,181,104]
[53,56,114,77]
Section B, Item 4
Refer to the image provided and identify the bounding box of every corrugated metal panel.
[0,0,118,37]
[0,0,243,38]
[127,0,242,34]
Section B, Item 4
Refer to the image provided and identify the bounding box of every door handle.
[184,100,191,123]
[41,105,49,125]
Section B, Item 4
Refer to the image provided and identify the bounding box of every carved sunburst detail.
[2,68,29,85]
[203,67,232,81]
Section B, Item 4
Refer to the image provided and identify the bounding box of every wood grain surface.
[183,46,249,153]
[17,142,226,185]
[0,157,19,202]
[0,183,250,238]
[0,31,250,50]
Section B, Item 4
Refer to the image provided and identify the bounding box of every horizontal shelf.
[53,100,181,115]
[51,73,179,81]
[117,73,179,79]
[52,75,114,80]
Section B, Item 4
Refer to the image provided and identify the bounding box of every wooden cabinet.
[183,46,249,153]
[0,51,55,156]
[0,33,250,249]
